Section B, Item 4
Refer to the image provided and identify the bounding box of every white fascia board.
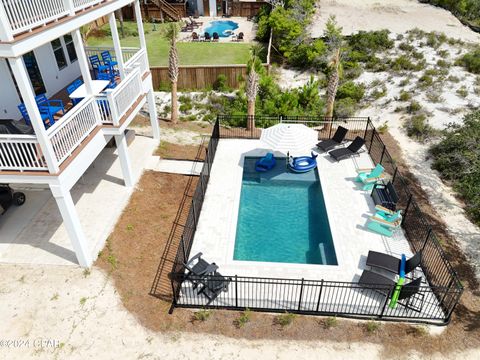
[0,0,134,58]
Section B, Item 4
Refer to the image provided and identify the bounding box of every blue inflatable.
[255,152,276,172]
[289,152,318,173]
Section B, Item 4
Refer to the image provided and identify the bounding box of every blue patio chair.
[67,83,83,106]
[35,94,65,118]
[89,55,109,76]
[101,51,119,76]
[17,103,53,128]
[73,79,83,88]
[355,164,386,190]
[97,72,117,89]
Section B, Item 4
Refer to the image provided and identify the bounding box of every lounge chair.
[189,16,202,27]
[204,32,211,41]
[355,164,386,190]
[17,103,53,128]
[191,32,199,42]
[366,251,422,277]
[183,252,218,289]
[197,271,231,305]
[358,270,424,311]
[212,32,219,42]
[371,181,398,211]
[237,32,244,42]
[328,136,365,161]
[367,208,402,237]
[316,126,348,152]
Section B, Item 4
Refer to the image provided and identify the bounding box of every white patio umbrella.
[260,123,318,155]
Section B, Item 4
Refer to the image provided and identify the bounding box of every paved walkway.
[145,157,203,176]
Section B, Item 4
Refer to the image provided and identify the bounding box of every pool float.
[389,254,406,309]
[288,152,318,173]
[255,152,276,172]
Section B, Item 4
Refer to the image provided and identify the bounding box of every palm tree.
[164,23,180,124]
[324,16,344,120]
[246,48,261,131]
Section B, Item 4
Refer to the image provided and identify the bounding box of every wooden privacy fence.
[150,64,270,90]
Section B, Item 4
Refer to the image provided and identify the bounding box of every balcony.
[0,48,147,173]
[0,0,108,41]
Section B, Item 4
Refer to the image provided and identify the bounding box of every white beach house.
[0,0,159,267]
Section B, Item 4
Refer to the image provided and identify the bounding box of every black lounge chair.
[204,32,211,41]
[358,269,395,296]
[197,271,231,305]
[316,126,348,152]
[183,252,218,288]
[328,136,365,161]
[212,32,219,42]
[366,251,422,277]
[396,277,424,312]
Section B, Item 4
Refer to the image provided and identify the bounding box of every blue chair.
[35,94,65,120]
[73,79,83,88]
[17,103,53,128]
[101,51,119,76]
[89,55,109,76]
[97,72,117,89]
[67,83,83,106]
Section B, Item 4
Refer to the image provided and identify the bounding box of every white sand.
[312,0,480,42]
[1,264,479,360]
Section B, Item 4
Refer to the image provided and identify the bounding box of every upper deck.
[0,0,133,57]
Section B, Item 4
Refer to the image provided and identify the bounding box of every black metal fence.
[165,115,463,324]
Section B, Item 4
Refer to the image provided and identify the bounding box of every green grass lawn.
[87,21,253,66]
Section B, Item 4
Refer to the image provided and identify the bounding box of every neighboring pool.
[233,157,338,265]
[203,20,239,38]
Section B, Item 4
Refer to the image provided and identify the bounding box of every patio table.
[68,80,110,99]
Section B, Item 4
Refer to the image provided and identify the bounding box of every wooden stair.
[150,0,182,22]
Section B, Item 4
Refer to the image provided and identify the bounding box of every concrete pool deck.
[190,139,413,282]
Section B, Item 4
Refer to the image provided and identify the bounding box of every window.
[63,34,77,63]
[51,38,67,70]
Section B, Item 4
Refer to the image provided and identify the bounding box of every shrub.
[398,90,412,101]
[430,111,480,225]
[398,42,414,52]
[274,312,297,327]
[407,100,422,113]
[377,122,389,134]
[418,73,434,87]
[436,59,450,68]
[234,309,252,328]
[447,75,461,83]
[336,81,365,102]
[365,320,380,334]
[371,85,387,100]
[390,55,416,71]
[348,30,394,53]
[193,309,211,322]
[456,85,469,98]
[405,114,437,140]
[214,74,229,91]
[323,316,338,329]
[426,91,444,103]
[334,98,357,117]
[456,49,480,74]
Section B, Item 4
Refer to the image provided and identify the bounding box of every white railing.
[103,68,143,125]
[47,98,100,165]
[0,0,106,39]
[0,135,47,171]
[124,48,148,77]
[73,0,103,12]
[85,46,139,65]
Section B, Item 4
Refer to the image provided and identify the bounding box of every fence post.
[401,194,413,226]
[192,200,197,230]
[422,228,432,251]
[379,144,386,165]
[363,118,370,140]
[379,288,391,318]
[235,275,238,308]
[315,280,324,312]
[392,167,398,183]
[298,278,305,311]
[328,118,334,139]
[368,128,376,154]
[205,148,210,178]
[181,235,187,263]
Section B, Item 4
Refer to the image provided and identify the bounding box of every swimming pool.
[203,20,239,38]
[233,157,338,265]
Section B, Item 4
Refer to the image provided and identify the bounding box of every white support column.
[0,4,14,42]
[147,87,160,141]
[134,0,148,54]
[108,12,126,79]
[72,29,94,95]
[115,134,133,187]
[8,57,59,173]
[50,184,92,268]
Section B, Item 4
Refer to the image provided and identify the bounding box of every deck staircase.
[150,0,182,22]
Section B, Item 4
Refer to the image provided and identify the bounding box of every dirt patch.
[155,142,206,161]
[96,165,480,357]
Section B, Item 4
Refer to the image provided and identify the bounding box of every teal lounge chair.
[355,164,386,190]
[367,206,402,237]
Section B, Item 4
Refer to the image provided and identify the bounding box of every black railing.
[163,115,463,324]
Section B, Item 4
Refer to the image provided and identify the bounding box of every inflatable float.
[288,152,318,173]
[255,152,276,172]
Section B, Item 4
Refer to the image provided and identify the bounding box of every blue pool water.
[203,20,239,38]
[233,157,338,265]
